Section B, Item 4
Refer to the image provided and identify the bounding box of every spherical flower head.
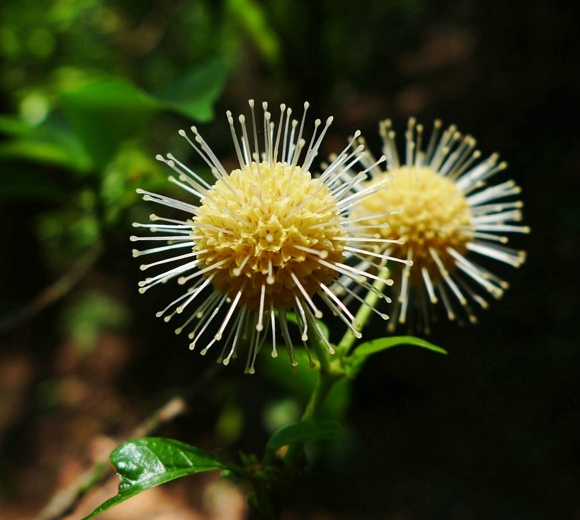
[131,101,398,372]
[351,118,529,332]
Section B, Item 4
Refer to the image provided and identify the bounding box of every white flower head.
[131,101,401,372]
[350,118,529,332]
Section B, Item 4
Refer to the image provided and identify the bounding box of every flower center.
[193,161,347,310]
[353,166,473,284]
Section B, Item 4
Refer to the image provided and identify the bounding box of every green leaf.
[0,115,32,136]
[226,0,282,67]
[263,420,342,464]
[82,438,239,520]
[61,78,160,170]
[157,57,231,122]
[345,335,448,377]
[0,111,93,172]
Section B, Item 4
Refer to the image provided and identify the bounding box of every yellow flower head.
[351,118,529,332]
[131,101,399,372]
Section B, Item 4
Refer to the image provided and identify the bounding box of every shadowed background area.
[0,0,578,519]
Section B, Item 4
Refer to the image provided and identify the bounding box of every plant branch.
[335,267,390,357]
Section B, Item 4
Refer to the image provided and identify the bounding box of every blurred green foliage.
[0,0,285,270]
[0,0,426,272]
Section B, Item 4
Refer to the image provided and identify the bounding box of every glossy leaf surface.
[83,437,238,519]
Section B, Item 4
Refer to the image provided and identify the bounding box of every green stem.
[282,327,341,467]
[281,268,390,471]
[301,366,337,421]
[335,268,390,358]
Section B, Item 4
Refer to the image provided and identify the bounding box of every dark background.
[0,0,578,519]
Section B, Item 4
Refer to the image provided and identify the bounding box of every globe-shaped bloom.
[350,118,529,332]
[131,101,401,372]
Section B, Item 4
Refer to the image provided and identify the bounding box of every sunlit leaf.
[345,335,448,377]
[263,420,342,464]
[61,78,160,170]
[0,111,93,172]
[0,115,32,136]
[82,438,240,520]
[157,57,231,122]
[226,0,282,66]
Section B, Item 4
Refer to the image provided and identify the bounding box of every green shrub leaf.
[345,336,448,377]
[82,437,240,519]
[61,78,160,170]
[157,57,231,122]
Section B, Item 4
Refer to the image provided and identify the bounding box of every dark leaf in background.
[261,348,351,420]
[263,419,342,464]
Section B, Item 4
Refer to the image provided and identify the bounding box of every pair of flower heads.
[131,100,529,373]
